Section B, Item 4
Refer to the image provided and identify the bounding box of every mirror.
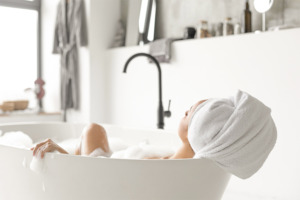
[138,0,156,45]
[254,0,274,31]
[254,0,274,13]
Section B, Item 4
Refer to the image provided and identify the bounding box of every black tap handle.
[164,100,171,118]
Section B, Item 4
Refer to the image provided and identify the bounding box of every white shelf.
[106,27,300,55]
[0,112,62,124]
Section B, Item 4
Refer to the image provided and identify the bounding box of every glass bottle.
[242,0,252,33]
[223,17,234,36]
[197,20,210,38]
[215,22,223,37]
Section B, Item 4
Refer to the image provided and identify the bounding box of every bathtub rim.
[0,143,222,164]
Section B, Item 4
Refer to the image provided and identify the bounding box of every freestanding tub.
[0,122,230,200]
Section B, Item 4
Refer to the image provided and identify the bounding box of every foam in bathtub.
[22,157,28,168]
[0,131,33,149]
[30,152,46,174]
[42,182,46,192]
[58,138,80,155]
[108,137,129,152]
[111,142,175,159]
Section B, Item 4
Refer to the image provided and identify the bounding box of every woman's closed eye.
[185,106,193,117]
[185,110,189,116]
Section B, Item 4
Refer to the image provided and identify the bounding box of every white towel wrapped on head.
[188,90,277,179]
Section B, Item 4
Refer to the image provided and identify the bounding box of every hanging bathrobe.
[53,0,87,110]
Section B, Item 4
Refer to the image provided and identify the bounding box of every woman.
[31,100,207,159]
[31,90,277,179]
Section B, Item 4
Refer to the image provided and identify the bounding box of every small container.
[214,22,223,36]
[196,20,211,38]
[183,27,196,39]
[223,17,234,36]
[234,23,241,35]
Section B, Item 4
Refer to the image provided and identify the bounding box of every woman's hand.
[30,139,68,158]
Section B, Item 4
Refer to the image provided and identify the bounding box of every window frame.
[0,0,42,108]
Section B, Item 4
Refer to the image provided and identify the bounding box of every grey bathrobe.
[53,0,87,110]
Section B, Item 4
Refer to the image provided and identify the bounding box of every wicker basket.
[2,100,29,111]
[0,102,15,112]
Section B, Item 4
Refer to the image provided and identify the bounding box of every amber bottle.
[243,0,252,33]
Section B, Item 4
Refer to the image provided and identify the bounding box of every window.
[0,0,41,108]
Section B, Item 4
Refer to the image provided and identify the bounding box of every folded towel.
[149,38,181,63]
[188,90,277,179]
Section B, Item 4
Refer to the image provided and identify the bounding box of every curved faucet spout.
[123,53,165,129]
[123,53,162,102]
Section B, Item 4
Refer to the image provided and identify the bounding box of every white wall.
[41,0,61,113]
[42,0,91,123]
[88,0,121,124]
[41,0,121,123]
[105,28,300,199]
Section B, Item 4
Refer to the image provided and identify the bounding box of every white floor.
[222,191,280,200]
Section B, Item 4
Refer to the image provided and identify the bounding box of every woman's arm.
[31,139,68,158]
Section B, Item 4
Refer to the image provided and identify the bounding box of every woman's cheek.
[178,118,188,139]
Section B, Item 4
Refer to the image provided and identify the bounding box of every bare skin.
[151,99,207,159]
[31,123,110,158]
[31,100,206,159]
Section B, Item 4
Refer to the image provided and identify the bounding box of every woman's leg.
[75,123,110,156]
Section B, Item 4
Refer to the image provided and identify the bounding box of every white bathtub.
[0,122,230,200]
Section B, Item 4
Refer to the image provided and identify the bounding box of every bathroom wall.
[42,0,121,123]
[155,0,300,38]
[104,28,300,199]
[121,0,300,41]
[41,0,61,113]
[41,0,90,122]
[41,0,300,123]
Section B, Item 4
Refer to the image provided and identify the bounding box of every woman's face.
[178,100,207,143]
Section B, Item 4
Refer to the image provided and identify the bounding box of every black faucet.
[123,53,171,129]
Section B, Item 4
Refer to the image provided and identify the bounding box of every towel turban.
[188,90,277,179]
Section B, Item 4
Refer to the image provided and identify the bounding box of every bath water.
[0,130,175,160]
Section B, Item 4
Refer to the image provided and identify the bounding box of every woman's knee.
[81,123,110,154]
[83,123,106,137]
